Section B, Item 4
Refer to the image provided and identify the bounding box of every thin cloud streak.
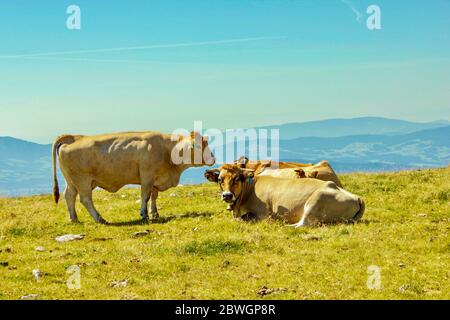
[341,0,362,23]
[0,36,285,59]
[18,57,169,64]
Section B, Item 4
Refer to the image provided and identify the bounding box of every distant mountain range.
[259,117,450,139]
[0,137,51,196]
[1,117,449,196]
[279,125,450,172]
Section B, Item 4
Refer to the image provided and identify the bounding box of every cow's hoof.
[97,218,109,225]
[141,217,150,224]
[151,212,159,220]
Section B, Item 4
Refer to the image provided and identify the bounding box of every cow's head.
[176,131,215,166]
[295,168,319,179]
[214,164,254,205]
[234,156,249,168]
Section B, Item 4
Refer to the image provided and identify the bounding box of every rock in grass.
[257,286,287,296]
[21,294,39,300]
[55,234,85,243]
[35,246,45,252]
[109,280,128,288]
[303,235,321,241]
[32,269,43,281]
[221,260,231,268]
[399,284,410,293]
[132,230,151,238]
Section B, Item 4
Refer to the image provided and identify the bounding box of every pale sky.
[0,0,449,143]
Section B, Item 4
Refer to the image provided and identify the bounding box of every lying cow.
[234,156,313,175]
[259,160,343,187]
[207,164,365,226]
[206,158,319,211]
[52,131,215,224]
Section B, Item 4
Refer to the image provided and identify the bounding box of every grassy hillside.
[0,167,449,300]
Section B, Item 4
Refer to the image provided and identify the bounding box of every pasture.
[0,167,449,300]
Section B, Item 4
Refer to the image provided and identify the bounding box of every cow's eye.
[218,177,223,183]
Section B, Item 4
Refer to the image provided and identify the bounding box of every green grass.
[0,167,449,300]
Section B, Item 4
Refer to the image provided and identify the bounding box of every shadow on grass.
[107,211,214,227]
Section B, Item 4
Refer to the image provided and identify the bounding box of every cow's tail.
[52,135,76,204]
[352,197,365,222]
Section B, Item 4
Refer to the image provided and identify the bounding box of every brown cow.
[233,156,342,187]
[211,164,365,226]
[234,156,312,175]
[293,160,342,187]
[52,131,215,224]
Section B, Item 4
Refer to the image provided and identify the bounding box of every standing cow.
[52,131,215,224]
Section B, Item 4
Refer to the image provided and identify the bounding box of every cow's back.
[251,176,325,221]
[250,176,361,224]
[258,168,299,179]
[310,161,342,187]
[58,132,167,191]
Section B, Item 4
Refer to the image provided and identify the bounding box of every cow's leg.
[139,182,153,222]
[296,194,325,227]
[78,185,107,224]
[64,184,78,222]
[150,188,159,220]
[290,199,321,228]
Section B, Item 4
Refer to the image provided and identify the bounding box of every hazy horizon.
[1,115,449,145]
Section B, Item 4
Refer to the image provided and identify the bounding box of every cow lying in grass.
[233,156,313,174]
[205,164,365,226]
[235,156,343,187]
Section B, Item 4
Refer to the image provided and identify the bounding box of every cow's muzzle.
[221,192,235,203]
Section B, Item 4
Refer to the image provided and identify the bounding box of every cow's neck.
[233,178,256,216]
[164,138,198,173]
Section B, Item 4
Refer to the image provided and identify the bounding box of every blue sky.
[0,0,449,143]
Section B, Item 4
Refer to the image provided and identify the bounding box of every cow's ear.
[295,169,306,178]
[310,170,319,178]
[236,156,249,167]
[204,170,219,183]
